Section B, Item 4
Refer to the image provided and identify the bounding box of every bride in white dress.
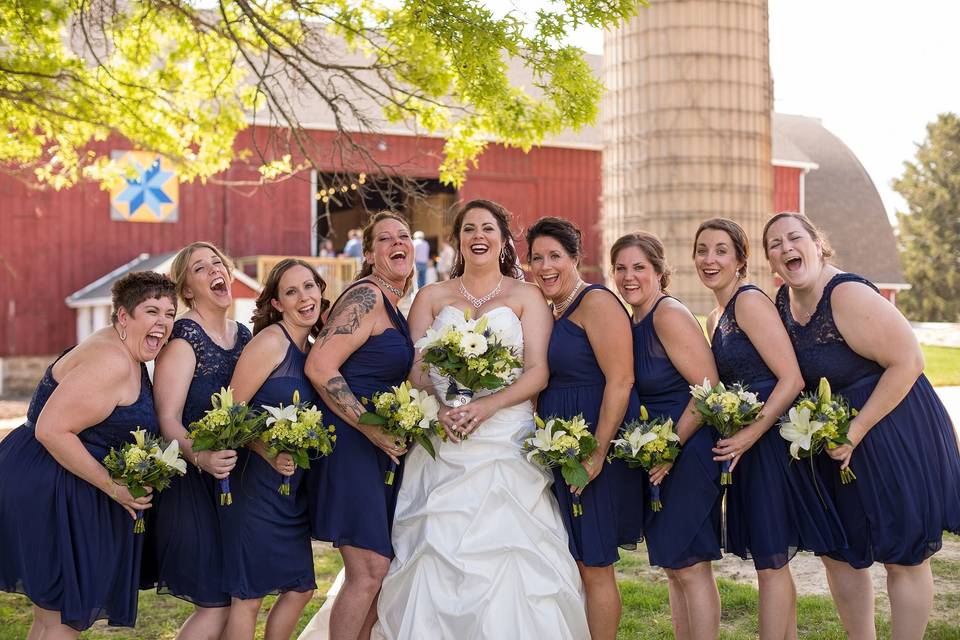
[298,200,587,640]
[375,200,588,639]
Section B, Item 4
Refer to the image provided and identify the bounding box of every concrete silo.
[602,0,774,313]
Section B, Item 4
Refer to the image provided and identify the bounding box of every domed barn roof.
[773,113,906,286]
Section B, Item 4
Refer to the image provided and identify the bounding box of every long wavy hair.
[251,259,330,338]
[449,199,523,279]
[356,211,415,293]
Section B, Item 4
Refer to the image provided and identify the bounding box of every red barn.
[0,104,905,393]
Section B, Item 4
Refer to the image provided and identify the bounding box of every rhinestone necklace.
[372,273,404,298]
[458,275,504,309]
[551,279,585,318]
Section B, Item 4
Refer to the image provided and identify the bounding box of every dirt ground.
[0,398,29,420]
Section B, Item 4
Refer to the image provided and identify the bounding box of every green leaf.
[358,412,387,426]
[561,461,589,488]
[416,434,437,460]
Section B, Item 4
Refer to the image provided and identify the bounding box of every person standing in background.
[412,230,430,289]
[436,240,455,281]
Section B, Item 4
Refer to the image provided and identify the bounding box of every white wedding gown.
[376,306,588,639]
[299,306,588,640]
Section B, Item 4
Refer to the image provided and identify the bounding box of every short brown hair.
[694,218,750,277]
[111,271,177,323]
[610,231,672,291]
[525,216,583,262]
[251,259,330,337]
[169,241,234,308]
[761,212,834,260]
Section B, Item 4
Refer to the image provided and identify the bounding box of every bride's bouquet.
[103,428,187,533]
[360,381,441,485]
[779,377,858,485]
[523,414,598,517]
[260,390,337,496]
[609,406,680,512]
[690,379,763,485]
[188,387,267,505]
[415,308,522,407]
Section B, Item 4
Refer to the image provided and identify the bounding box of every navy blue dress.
[0,353,158,630]
[777,273,960,568]
[219,325,317,599]
[147,318,251,607]
[538,285,646,567]
[713,285,845,570]
[634,296,723,569]
[306,282,414,559]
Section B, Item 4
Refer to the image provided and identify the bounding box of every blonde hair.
[169,241,234,308]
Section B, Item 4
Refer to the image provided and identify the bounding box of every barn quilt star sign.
[109,151,179,222]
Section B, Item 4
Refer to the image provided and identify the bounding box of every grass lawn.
[3,542,960,639]
[922,344,960,387]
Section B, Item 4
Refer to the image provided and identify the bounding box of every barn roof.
[772,113,907,287]
[65,252,263,307]
[66,253,178,307]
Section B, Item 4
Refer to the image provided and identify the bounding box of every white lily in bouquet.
[779,377,858,485]
[359,381,442,485]
[690,379,764,485]
[415,308,522,408]
[523,414,598,517]
[609,406,681,512]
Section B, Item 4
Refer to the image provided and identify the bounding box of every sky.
[493,0,960,222]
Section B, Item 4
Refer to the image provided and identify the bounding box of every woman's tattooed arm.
[323,376,365,422]
[316,284,378,348]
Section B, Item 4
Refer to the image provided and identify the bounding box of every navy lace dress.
[147,318,251,606]
[219,325,317,599]
[306,283,414,558]
[634,296,723,569]
[713,285,845,570]
[538,285,646,567]
[0,353,158,630]
[777,273,960,567]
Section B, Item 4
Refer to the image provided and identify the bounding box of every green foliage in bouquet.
[260,390,337,495]
[103,428,187,532]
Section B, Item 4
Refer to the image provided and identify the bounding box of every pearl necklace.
[552,279,585,318]
[458,275,504,309]
[372,273,404,298]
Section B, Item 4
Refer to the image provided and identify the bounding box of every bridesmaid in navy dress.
[305,212,415,639]
[694,218,845,639]
[150,242,252,639]
[0,272,176,636]
[765,212,960,639]
[526,217,644,640]
[222,259,330,639]
[611,232,723,639]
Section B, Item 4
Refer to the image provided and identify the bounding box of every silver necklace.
[458,275,504,309]
[372,273,403,298]
[552,279,585,318]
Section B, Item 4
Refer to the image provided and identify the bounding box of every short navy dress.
[538,285,646,567]
[0,353,158,630]
[713,285,845,570]
[634,296,723,569]
[147,318,251,606]
[306,282,414,559]
[219,324,317,599]
[778,273,960,568]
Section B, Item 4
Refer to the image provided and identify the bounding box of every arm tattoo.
[324,376,364,422]
[316,285,377,347]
